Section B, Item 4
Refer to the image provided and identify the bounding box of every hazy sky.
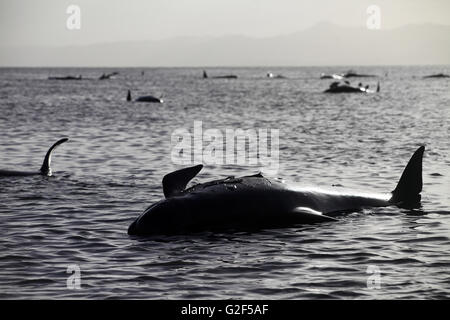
[1,0,449,46]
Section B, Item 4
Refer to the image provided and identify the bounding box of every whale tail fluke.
[40,138,69,176]
[390,146,424,208]
[127,90,132,102]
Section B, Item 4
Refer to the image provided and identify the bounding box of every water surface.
[0,66,449,299]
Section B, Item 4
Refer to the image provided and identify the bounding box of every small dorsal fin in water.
[162,164,203,198]
[127,90,132,102]
[390,146,424,208]
[40,138,69,176]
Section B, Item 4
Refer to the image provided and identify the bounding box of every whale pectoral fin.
[291,207,338,223]
[162,164,203,198]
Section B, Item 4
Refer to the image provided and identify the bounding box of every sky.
[1,0,450,47]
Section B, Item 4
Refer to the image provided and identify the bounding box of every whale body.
[99,72,118,80]
[320,73,344,80]
[48,75,82,80]
[343,72,377,78]
[324,81,380,93]
[127,90,163,103]
[203,70,238,79]
[267,72,286,79]
[320,72,376,80]
[423,73,450,79]
[128,146,424,236]
[0,138,69,177]
[324,84,365,93]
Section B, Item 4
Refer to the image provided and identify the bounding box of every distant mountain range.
[1,23,449,67]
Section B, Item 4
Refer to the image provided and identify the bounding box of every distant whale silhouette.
[128,146,424,236]
[99,72,118,80]
[343,71,377,78]
[320,73,344,80]
[0,138,69,177]
[267,72,286,79]
[48,75,82,80]
[320,72,376,80]
[324,81,380,93]
[423,73,450,79]
[203,70,237,79]
[127,90,163,103]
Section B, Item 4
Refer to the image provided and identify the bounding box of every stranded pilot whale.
[0,138,69,177]
[128,146,425,236]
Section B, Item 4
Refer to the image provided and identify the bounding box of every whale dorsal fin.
[40,138,69,176]
[390,146,424,208]
[162,164,203,198]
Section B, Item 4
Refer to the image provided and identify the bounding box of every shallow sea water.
[0,66,449,299]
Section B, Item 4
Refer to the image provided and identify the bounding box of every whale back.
[128,174,340,236]
[135,95,162,103]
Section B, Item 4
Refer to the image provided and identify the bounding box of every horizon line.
[1,64,449,69]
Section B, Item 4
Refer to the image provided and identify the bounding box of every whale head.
[128,197,198,236]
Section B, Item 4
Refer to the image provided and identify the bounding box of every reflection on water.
[0,66,449,299]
